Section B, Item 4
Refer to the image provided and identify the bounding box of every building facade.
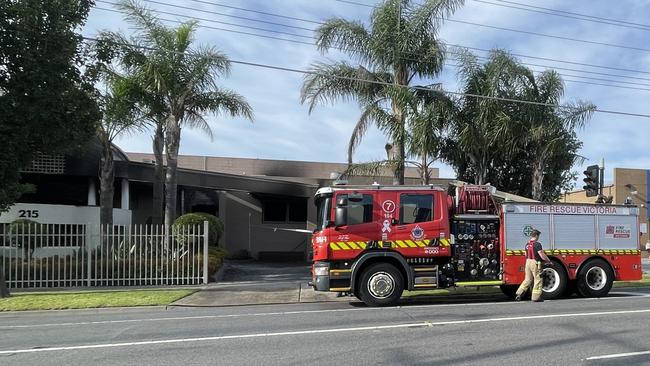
[1,143,450,261]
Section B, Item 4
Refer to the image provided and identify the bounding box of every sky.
[83,0,650,187]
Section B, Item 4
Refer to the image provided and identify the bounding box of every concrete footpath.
[172,260,347,307]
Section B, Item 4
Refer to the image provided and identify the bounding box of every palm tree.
[95,73,144,226]
[109,1,253,226]
[519,70,594,200]
[407,84,455,184]
[99,10,168,225]
[301,0,464,185]
[451,49,532,185]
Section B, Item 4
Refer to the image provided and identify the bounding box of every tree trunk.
[391,64,408,186]
[151,121,165,224]
[421,154,430,185]
[99,141,115,227]
[164,115,181,228]
[0,265,9,298]
[391,141,405,185]
[468,152,484,185]
[531,157,545,201]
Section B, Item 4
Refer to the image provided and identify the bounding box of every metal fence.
[0,222,208,289]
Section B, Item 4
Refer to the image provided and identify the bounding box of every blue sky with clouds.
[84,0,650,186]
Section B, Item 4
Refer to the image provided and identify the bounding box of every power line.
[135,0,315,32]
[470,0,650,32]
[92,4,650,92]
[137,0,650,77]
[81,35,650,119]
[492,0,650,29]
[95,6,317,45]
[335,0,650,53]
[184,0,324,25]
[445,61,650,92]
[445,43,650,76]
[94,4,650,88]
[96,1,313,39]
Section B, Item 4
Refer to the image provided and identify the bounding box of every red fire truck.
[309,184,643,306]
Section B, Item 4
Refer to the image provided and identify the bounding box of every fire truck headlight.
[313,262,329,277]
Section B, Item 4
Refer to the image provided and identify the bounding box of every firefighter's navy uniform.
[515,239,544,301]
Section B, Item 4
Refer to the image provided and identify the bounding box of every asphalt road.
[2,289,650,366]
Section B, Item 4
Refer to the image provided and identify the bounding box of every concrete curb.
[0,305,169,315]
[168,298,351,309]
[9,286,205,294]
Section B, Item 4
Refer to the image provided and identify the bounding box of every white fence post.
[203,221,209,285]
[85,224,91,287]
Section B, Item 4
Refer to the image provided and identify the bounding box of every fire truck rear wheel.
[576,259,614,298]
[541,262,567,300]
[357,263,404,307]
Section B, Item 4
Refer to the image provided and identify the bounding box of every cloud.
[90,0,650,189]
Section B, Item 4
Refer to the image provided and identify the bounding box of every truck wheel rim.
[541,268,560,293]
[367,271,395,299]
[586,267,607,291]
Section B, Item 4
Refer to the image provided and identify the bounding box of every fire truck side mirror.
[335,197,348,227]
[335,206,347,227]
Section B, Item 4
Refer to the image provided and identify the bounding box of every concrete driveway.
[219,260,312,284]
[172,260,344,307]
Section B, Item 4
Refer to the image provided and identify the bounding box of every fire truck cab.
[310,184,643,306]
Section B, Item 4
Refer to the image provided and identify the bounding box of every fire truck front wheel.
[357,263,404,307]
[576,259,614,298]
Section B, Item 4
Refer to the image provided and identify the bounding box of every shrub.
[173,212,224,246]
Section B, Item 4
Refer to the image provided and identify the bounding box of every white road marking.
[586,350,650,360]
[2,308,650,355]
[1,291,648,329]
[0,300,519,329]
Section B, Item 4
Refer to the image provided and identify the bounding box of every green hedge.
[173,213,224,246]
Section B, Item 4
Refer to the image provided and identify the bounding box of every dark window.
[18,174,91,206]
[262,198,287,222]
[260,196,308,223]
[400,194,434,225]
[340,194,373,225]
[288,199,307,222]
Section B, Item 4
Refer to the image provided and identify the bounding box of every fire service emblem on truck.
[411,225,425,240]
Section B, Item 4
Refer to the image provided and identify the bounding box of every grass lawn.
[0,289,196,312]
[613,275,650,288]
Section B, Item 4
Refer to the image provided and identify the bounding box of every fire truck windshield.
[315,196,332,232]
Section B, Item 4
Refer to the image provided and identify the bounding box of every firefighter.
[515,229,551,302]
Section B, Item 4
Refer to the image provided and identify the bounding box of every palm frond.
[300,61,389,113]
[344,160,401,177]
[348,103,393,163]
[315,18,373,64]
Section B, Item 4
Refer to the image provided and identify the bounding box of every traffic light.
[583,165,599,197]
